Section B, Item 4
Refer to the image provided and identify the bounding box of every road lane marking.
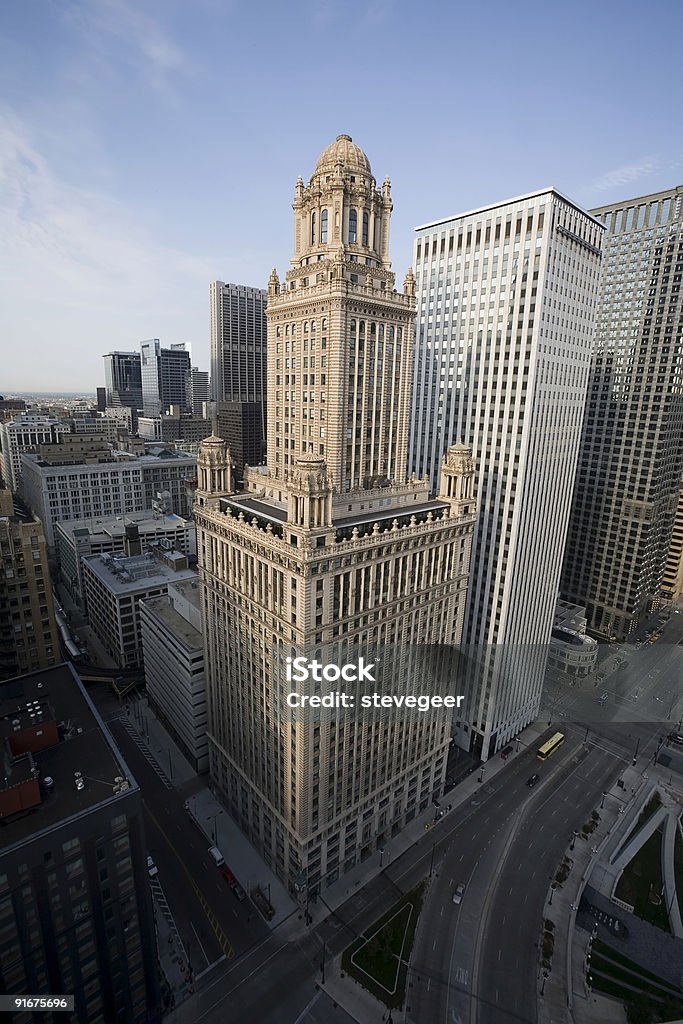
[191,920,210,968]
[292,991,322,1024]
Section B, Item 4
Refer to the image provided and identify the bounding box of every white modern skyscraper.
[196,136,476,896]
[409,189,604,759]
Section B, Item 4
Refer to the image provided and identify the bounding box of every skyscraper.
[195,136,476,896]
[210,282,267,471]
[189,366,210,417]
[409,189,604,758]
[140,340,191,417]
[103,351,143,412]
[561,186,683,639]
[210,282,267,408]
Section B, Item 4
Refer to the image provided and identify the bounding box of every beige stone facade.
[195,138,476,896]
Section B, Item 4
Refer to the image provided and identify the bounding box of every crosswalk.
[113,714,173,789]
[150,877,187,960]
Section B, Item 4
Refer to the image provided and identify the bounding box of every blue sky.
[2,0,681,392]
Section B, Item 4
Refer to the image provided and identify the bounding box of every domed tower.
[266,135,416,495]
[292,134,393,269]
[196,435,233,508]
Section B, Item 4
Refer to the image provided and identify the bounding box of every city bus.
[537,732,565,761]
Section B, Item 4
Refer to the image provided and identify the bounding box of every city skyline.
[2,0,683,390]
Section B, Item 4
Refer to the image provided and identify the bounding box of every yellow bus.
[537,732,565,761]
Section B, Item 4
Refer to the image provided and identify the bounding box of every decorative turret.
[287,456,332,533]
[403,267,416,298]
[196,435,233,508]
[438,444,476,516]
[268,267,280,298]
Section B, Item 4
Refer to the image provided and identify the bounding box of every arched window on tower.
[349,209,357,244]
[311,212,316,245]
[362,211,369,246]
[320,209,328,244]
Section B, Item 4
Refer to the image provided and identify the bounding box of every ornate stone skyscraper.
[195,136,476,897]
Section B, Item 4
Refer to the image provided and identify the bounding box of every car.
[222,867,248,901]
[526,774,540,788]
[669,734,683,746]
[146,855,158,878]
[500,744,514,760]
[597,692,609,705]
[452,883,466,905]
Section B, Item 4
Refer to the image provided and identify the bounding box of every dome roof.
[314,135,371,176]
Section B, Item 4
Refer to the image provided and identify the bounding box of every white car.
[452,883,466,905]
[147,855,158,878]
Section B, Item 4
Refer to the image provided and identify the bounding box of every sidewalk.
[538,759,647,1024]
[122,695,297,927]
[539,760,683,1024]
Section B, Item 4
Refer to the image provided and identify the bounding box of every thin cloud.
[589,158,661,193]
[0,111,213,387]
[63,0,187,89]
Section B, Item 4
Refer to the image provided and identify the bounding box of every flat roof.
[140,593,202,650]
[82,551,198,595]
[0,664,135,851]
[56,511,189,540]
[416,187,605,233]
[22,450,196,472]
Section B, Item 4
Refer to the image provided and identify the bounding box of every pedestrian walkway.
[185,787,297,928]
[539,760,683,1024]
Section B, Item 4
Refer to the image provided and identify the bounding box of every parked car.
[452,883,466,905]
[597,692,609,705]
[500,744,514,760]
[146,855,158,878]
[669,733,683,746]
[222,867,248,901]
[527,774,540,788]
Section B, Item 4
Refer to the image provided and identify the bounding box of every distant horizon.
[3,0,682,391]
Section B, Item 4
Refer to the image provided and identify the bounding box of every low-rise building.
[55,510,196,611]
[140,579,207,772]
[0,415,71,492]
[0,663,160,1022]
[547,600,598,678]
[82,547,197,668]
[21,448,197,546]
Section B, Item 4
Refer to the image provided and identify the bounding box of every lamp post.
[600,790,606,809]
[570,830,577,851]
[429,842,436,879]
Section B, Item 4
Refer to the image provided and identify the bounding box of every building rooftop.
[415,187,605,232]
[56,510,190,542]
[0,663,135,851]
[82,549,198,596]
[141,589,203,651]
[22,449,197,472]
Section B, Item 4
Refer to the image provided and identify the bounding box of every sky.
[1,0,682,393]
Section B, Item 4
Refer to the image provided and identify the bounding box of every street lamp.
[600,790,606,809]
[570,830,577,851]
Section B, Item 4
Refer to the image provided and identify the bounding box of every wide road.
[400,721,661,1024]
[165,723,634,1023]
